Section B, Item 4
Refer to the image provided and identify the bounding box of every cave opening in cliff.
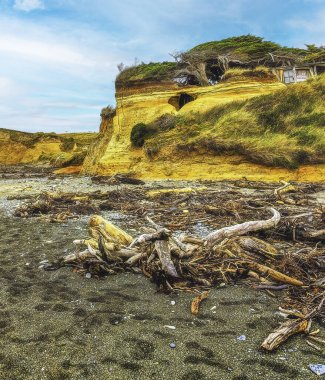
[168,93,195,111]
[206,62,224,84]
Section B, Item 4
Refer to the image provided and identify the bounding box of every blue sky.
[0,0,324,133]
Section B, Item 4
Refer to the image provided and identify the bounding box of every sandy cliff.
[82,78,325,181]
[0,129,96,168]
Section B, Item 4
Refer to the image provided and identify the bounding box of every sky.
[0,0,324,133]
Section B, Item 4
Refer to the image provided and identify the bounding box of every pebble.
[309,364,325,376]
[164,325,176,330]
[237,335,246,341]
[85,273,92,279]
[170,343,176,349]
[170,300,176,306]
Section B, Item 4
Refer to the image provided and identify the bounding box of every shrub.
[100,105,116,119]
[130,123,157,147]
[60,137,75,152]
[62,151,87,166]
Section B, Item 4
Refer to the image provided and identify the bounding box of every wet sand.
[0,174,324,380]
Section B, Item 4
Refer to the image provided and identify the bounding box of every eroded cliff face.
[0,130,63,165]
[0,129,96,169]
[82,79,325,181]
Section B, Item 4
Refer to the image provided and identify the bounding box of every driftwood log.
[205,207,280,247]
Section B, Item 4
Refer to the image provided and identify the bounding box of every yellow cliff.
[82,75,325,182]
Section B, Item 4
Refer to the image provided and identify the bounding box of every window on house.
[283,70,295,84]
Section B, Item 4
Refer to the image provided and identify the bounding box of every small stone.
[170,300,176,306]
[309,364,325,376]
[164,325,176,330]
[219,282,226,287]
[170,342,176,349]
[85,273,92,279]
[237,335,246,341]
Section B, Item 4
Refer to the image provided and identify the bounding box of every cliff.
[0,129,96,168]
[82,75,325,181]
[82,36,325,181]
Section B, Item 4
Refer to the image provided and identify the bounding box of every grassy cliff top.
[116,62,178,84]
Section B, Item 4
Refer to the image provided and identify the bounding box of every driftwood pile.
[13,180,325,350]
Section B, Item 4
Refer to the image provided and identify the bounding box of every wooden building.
[273,63,325,84]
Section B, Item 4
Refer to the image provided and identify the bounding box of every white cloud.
[14,0,44,12]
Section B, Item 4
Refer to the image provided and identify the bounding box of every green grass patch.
[117,62,178,84]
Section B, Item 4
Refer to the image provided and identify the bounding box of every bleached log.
[261,318,310,351]
[205,208,281,248]
[89,215,133,246]
[64,249,94,263]
[154,240,179,278]
[126,252,146,266]
[274,181,297,199]
[129,229,170,248]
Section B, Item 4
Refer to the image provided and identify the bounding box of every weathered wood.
[154,240,179,278]
[129,229,170,248]
[205,208,281,248]
[89,215,133,245]
[191,291,209,315]
[242,261,304,286]
[274,181,297,199]
[235,236,279,259]
[261,318,309,351]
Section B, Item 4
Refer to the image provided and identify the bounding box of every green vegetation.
[100,105,116,119]
[143,74,325,169]
[188,35,312,60]
[130,123,156,147]
[60,137,75,152]
[117,62,178,84]
[130,114,177,147]
[117,35,324,87]
[189,35,283,59]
